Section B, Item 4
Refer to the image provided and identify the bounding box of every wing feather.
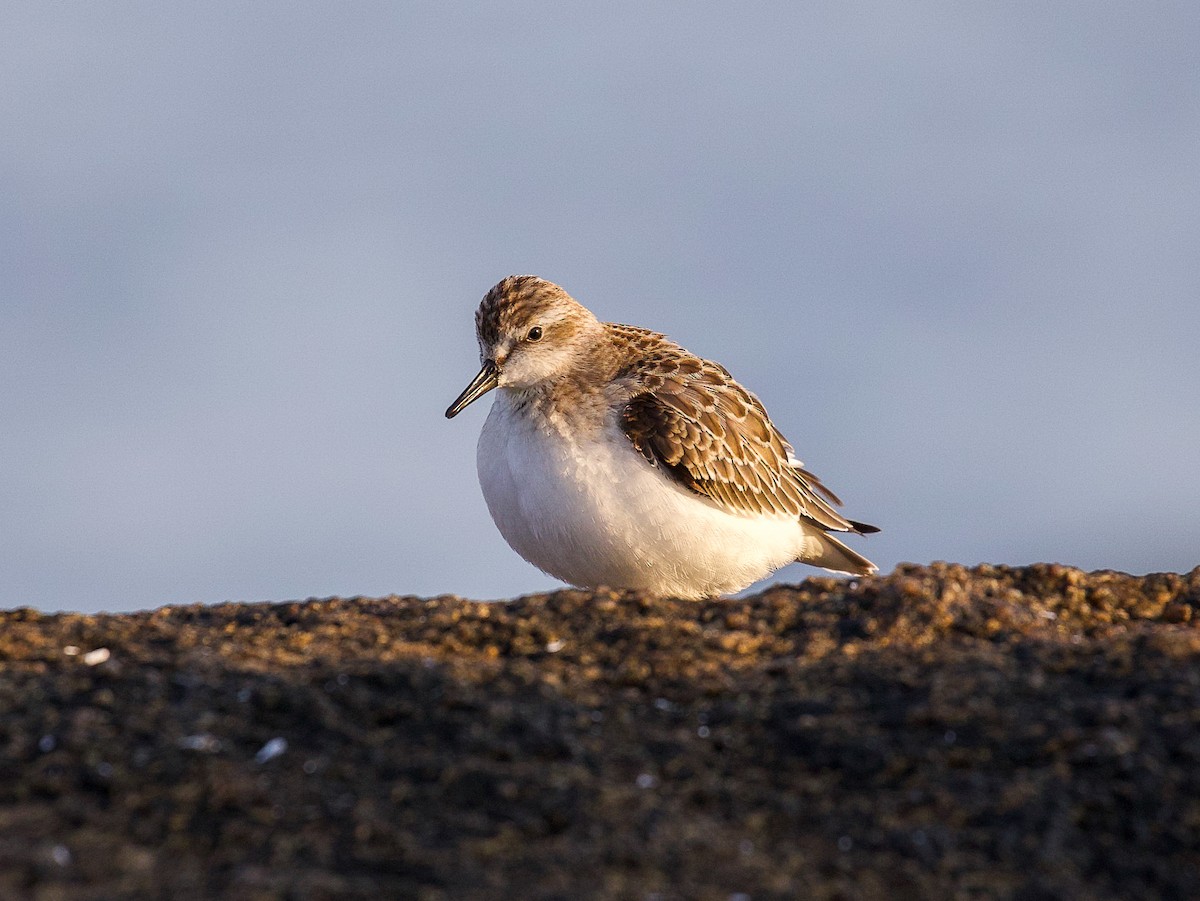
[618,351,864,532]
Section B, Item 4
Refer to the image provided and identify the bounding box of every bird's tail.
[803,531,877,576]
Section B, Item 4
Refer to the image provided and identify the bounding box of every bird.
[445,275,878,599]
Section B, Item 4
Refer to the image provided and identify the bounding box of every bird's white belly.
[476,395,810,598]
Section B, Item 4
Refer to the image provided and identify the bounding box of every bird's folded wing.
[619,369,857,533]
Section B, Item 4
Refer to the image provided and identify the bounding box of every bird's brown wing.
[617,350,861,533]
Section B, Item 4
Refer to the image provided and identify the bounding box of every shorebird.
[446,275,878,599]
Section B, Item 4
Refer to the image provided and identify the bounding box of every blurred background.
[3,4,1197,613]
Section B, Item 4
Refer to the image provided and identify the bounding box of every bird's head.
[446,275,602,417]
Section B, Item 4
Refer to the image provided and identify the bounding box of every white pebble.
[178,734,222,753]
[82,648,110,666]
[255,737,288,764]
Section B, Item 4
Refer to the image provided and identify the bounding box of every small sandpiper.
[446,275,878,599]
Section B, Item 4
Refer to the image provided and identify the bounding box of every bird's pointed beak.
[445,360,500,418]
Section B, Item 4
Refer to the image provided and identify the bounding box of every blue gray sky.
[4,4,1197,613]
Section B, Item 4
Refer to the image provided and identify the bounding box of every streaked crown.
[475,276,576,347]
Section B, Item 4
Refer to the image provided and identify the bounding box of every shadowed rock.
[2,563,1198,899]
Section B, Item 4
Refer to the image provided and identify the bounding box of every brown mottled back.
[611,323,871,533]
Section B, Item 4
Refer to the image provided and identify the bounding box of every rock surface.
[2,563,1199,900]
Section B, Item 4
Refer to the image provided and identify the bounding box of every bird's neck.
[504,355,616,437]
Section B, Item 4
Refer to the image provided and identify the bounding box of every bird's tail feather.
[803,532,877,576]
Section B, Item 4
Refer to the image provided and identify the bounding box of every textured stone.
[1,563,1198,899]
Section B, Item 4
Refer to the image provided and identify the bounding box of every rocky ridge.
[2,563,1199,899]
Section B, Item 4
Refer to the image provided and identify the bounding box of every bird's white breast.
[476,391,814,598]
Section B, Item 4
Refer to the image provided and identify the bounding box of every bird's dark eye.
[526,326,543,342]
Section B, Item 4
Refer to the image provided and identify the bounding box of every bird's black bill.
[445,360,500,418]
